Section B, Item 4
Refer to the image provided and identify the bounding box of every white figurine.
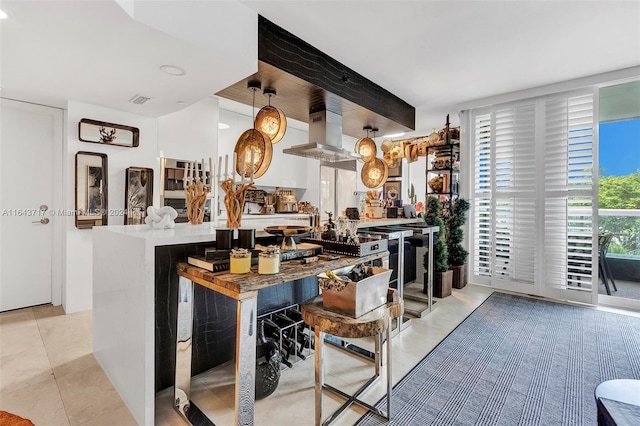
[145,206,178,229]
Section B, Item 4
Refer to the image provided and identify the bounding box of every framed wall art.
[75,151,108,229]
[387,161,402,178]
[124,167,153,225]
[79,118,140,148]
[383,180,401,204]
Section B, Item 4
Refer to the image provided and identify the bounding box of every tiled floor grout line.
[34,308,73,426]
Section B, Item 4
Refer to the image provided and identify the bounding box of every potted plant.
[446,198,470,289]
[407,183,417,205]
[423,196,452,297]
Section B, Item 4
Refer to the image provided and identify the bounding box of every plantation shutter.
[473,113,492,280]
[543,94,595,302]
[470,89,596,302]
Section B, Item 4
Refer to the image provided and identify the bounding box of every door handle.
[32,218,50,225]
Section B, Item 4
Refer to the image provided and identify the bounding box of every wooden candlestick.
[184,181,209,224]
[220,178,254,228]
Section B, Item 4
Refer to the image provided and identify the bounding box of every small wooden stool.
[302,289,404,426]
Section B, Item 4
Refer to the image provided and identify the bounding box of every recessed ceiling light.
[218,123,230,130]
[160,65,186,76]
[0,10,8,20]
[383,132,405,138]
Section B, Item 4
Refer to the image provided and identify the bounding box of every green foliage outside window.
[598,170,640,256]
[599,171,640,209]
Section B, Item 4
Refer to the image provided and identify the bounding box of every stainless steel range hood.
[283,110,362,162]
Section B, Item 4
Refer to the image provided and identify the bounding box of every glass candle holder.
[230,248,251,274]
[258,246,280,275]
[216,228,234,251]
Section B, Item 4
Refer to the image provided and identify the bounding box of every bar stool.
[302,289,404,426]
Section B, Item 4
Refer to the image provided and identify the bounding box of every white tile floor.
[2,284,637,425]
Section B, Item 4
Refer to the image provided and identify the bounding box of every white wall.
[64,98,218,313]
[65,101,159,313]
[217,107,313,206]
[158,97,218,162]
[407,159,427,207]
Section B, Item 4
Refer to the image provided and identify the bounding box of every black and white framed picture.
[125,167,153,224]
[383,180,401,204]
[86,166,104,214]
[75,151,108,229]
[387,161,402,178]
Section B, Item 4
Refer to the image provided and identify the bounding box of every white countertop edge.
[356,218,424,228]
[91,217,426,246]
[92,223,219,245]
[91,222,293,245]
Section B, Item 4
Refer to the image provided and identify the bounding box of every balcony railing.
[598,209,640,257]
[598,209,640,283]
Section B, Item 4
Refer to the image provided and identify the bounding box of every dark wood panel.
[215,16,415,139]
[154,241,321,392]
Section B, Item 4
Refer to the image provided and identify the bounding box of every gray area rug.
[356,292,640,426]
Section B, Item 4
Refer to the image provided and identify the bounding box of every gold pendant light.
[234,81,273,179]
[361,128,388,188]
[361,157,389,189]
[254,88,287,144]
[355,126,377,163]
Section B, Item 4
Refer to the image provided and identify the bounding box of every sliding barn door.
[470,89,597,304]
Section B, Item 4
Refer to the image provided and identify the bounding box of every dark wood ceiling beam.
[258,15,415,131]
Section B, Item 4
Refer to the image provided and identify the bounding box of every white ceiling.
[1,0,639,134]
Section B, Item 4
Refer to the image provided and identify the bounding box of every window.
[470,90,596,302]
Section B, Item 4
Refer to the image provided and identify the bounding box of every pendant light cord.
[252,88,256,128]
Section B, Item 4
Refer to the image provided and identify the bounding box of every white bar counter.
[93,223,220,425]
[92,216,424,424]
[92,219,302,425]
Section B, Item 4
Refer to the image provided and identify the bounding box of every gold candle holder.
[184,181,209,225]
[220,178,254,228]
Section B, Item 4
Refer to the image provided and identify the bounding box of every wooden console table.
[175,250,389,426]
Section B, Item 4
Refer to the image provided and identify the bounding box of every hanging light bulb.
[234,81,273,179]
[254,88,287,144]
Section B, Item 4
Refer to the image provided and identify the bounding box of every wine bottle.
[255,320,281,399]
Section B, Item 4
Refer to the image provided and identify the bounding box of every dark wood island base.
[174,251,390,426]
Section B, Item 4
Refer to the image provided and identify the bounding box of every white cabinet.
[260,126,308,188]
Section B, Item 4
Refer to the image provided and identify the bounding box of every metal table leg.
[174,276,258,426]
[235,295,258,425]
[174,276,214,425]
[315,328,324,426]
[428,229,434,312]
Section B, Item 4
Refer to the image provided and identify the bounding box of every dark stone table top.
[177,251,390,298]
